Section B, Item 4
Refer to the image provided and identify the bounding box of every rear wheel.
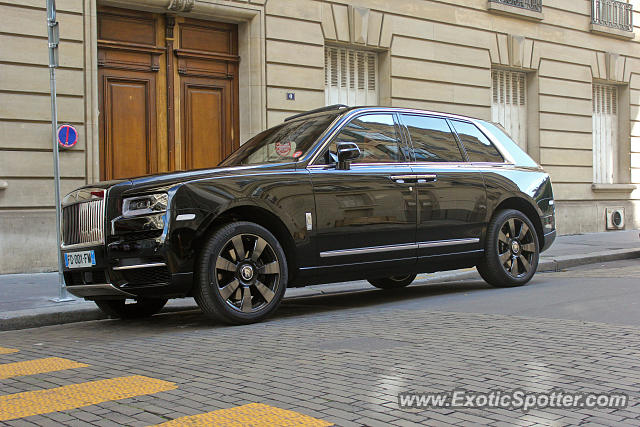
[368,274,417,289]
[95,298,168,319]
[477,209,539,288]
[195,221,287,325]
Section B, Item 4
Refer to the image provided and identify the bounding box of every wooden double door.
[97,7,239,180]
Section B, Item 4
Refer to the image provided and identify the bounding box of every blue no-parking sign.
[57,124,78,149]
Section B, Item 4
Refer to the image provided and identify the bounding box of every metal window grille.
[325,45,378,106]
[489,0,543,13]
[593,84,618,184]
[492,69,527,150]
[591,0,634,32]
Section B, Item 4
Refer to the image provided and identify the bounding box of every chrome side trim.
[176,213,196,221]
[307,162,414,169]
[305,212,313,231]
[418,238,480,249]
[112,262,167,271]
[61,241,103,250]
[320,238,480,258]
[320,243,417,258]
[390,174,418,180]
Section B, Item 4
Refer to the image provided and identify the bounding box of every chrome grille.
[62,198,105,246]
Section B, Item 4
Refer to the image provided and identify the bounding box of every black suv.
[60,105,556,324]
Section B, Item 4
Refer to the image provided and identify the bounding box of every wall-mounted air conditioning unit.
[605,207,625,230]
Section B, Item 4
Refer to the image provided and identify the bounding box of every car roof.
[343,106,485,123]
[286,105,489,128]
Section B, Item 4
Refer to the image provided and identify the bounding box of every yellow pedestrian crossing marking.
[0,347,19,355]
[153,403,333,427]
[0,357,88,380]
[0,375,177,421]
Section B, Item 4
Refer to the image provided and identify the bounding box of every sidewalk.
[1,229,638,331]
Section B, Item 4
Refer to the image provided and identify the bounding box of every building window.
[325,45,378,106]
[489,0,542,13]
[591,0,634,32]
[491,69,527,150]
[592,83,618,184]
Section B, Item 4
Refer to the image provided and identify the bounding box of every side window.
[326,114,405,164]
[450,120,504,163]
[401,114,464,162]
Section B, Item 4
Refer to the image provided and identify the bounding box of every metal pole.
[48,0,73,302]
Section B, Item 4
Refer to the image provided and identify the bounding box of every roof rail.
[284,104,349,122]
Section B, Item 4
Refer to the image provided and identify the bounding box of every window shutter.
[325,46,379,106]
[491,69,528,150]
[367,52,376,92]
[592,83,618,184]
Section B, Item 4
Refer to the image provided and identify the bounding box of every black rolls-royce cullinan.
[60,105,556,324]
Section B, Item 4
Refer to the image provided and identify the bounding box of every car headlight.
[122,193,168,217]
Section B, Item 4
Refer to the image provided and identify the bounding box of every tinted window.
[401,115,464,162]
[326,114,405,164]
[450,120,504,163]
[480,121,538,167]
[221,113,338,166]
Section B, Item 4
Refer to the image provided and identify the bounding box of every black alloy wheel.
[94,298,168,319]
[195,221,287,325]
[368,274,417,289]
[477,209,539,287]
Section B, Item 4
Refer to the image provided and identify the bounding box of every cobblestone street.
[1,259,640,426]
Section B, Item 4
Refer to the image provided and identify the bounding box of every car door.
[398,113,488,264]
[308,113,417,276]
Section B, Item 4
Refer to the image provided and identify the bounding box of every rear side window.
[450,120,504,163]
[327,113,406,163]
[401,114,464,162]
[481,121,538,167]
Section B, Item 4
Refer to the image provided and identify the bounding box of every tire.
[194,221,288,325]
[95,298,168,319]
[477,209,539,288]
[368,274,417,290]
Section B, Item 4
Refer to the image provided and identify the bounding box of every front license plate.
[64,250,96,269]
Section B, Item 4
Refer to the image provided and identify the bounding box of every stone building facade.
[0,0,639,273]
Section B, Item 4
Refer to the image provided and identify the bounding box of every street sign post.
[47,0,73,302]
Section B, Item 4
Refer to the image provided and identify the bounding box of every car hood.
[74,163,299,199]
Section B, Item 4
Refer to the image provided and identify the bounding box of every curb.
[1,248,639,332]
[538,248,640,272]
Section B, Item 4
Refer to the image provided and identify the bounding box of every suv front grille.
[62,199,105,246]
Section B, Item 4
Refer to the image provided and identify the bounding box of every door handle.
[390,174,417,183]
[416,174,437,183]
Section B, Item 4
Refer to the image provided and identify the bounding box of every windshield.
[221,113,339,166]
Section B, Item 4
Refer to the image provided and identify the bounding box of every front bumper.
[65,283,136,298]
[61,239,191,300]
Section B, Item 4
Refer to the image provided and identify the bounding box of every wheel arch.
[493,197,544,247]
[193,205,298,282]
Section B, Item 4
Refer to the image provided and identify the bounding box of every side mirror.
[336,142,360,170]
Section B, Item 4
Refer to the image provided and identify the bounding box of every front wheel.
[368,274,417,289]
[477,209,539,288]
[195,221,288,325]
[95,298,168,319]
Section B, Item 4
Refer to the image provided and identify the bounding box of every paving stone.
[1,294,640,426]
